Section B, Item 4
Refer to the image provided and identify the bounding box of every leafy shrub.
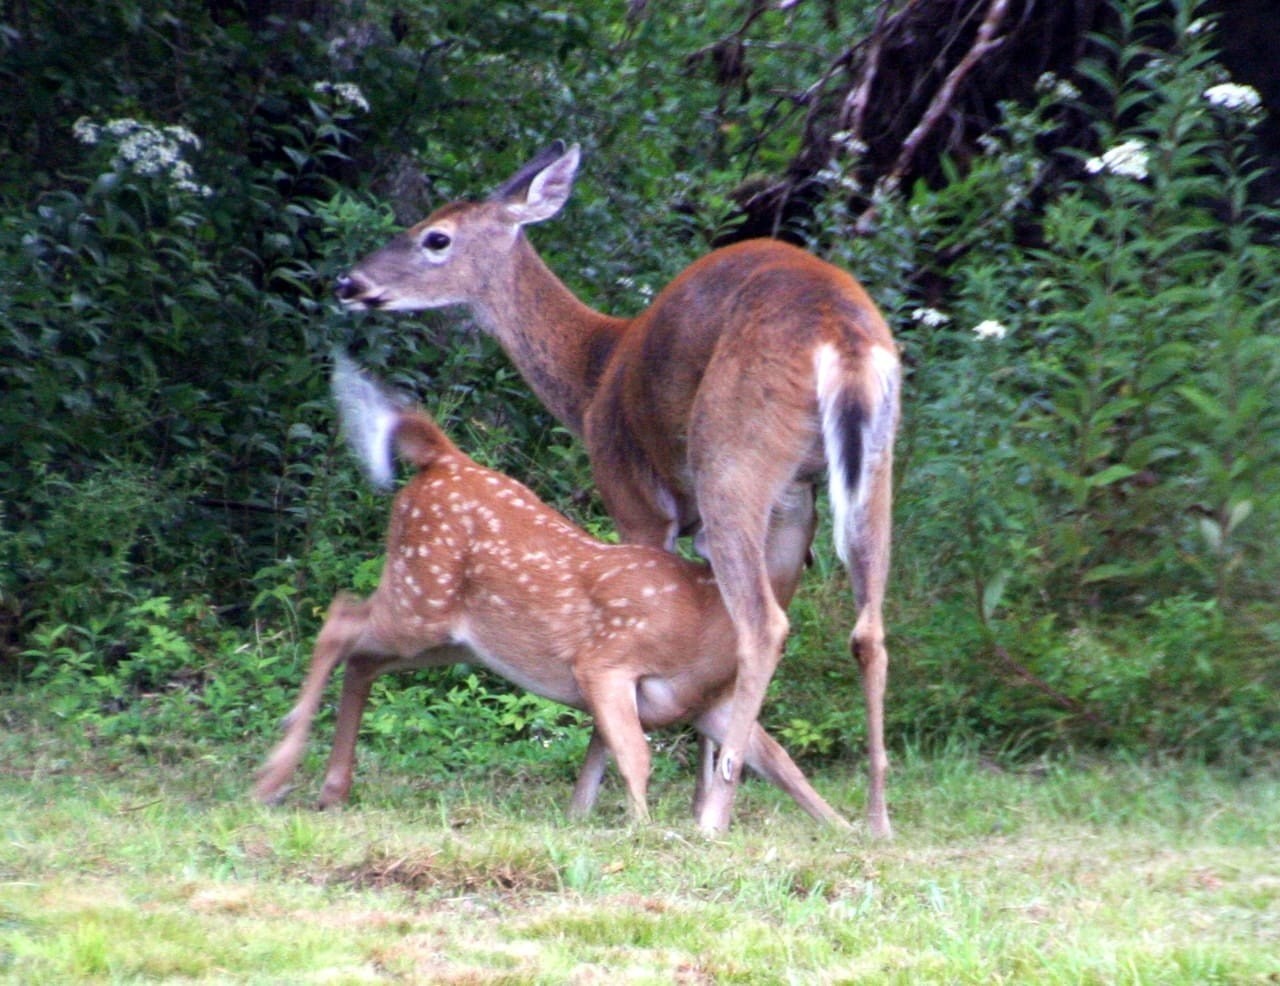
[1,0,1275,772]
[801,0,1280,761]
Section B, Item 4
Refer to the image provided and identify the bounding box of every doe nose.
[335,274,360,301]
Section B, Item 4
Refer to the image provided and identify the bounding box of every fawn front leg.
[691,735,716,820]
[577,674,652,821]
[568,727,611,818]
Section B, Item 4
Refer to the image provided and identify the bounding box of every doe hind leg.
[845,451,894,839]
[690,482,818,822]
[693,487,803,831]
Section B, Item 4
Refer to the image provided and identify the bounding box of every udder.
[632,676,677,726]
[635,674,719,728]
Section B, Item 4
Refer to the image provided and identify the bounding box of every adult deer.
[255,357,849,829]
[336,142,900,838]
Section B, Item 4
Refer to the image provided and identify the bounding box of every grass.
[1,716,1278,984]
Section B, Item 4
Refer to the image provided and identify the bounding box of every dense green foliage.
[804,0,1280,759]
[1,0,1275,779]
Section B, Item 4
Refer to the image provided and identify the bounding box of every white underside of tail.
[813,343,900,567]
[331,355,399,489]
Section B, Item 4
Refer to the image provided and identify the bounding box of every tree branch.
[840,0,898,143]
[881,0,1013,190]
[992,643,1107,728]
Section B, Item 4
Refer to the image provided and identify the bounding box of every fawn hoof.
[254,780,292,806]
[317,780,352,810]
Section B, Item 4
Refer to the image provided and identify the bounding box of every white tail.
[254,359,850,829]
[336,141,899,837]
[331,353,401,489]
[815,343,900,568]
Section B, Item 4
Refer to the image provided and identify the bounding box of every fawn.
[254,357,848,828]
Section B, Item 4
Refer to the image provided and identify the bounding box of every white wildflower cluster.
[829,130,869,158]
[972,319,1008,341]
[976,132,1003,157]
[616,275,654,303]
[1085,139,1150,181]
[815,130,868,193]
[1035,72,1081,102]
[326,24,380,69]
[1203,82,1262,115]
[313,80,370,113]
[815,165,862,194]
[911,307,950,328]
[72,117,212,197]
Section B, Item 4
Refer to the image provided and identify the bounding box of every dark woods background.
[1,0,1276,772]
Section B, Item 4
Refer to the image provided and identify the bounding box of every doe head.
[335,141,581,312]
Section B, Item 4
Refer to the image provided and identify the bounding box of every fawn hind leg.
[316,641,469,808]
[255,594,378,804]
[255,592,466,808]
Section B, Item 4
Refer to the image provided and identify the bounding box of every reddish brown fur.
[254,393,849,828]
[335,143,899,837]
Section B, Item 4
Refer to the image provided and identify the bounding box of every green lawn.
[2,719,1277,984]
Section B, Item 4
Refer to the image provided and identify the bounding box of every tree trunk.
[721,0,1277,242]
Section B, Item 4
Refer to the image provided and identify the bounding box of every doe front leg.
[696,560,790,834]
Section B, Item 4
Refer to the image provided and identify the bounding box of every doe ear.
[492,142,581,226]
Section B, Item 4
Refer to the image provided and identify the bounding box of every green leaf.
[1226,500,1253,536]
[981,569,1010,622]
[1198,517,1222,552]
[1175,385,1229,421]
[1080,562,1139,584]
[1085,464,1138,489]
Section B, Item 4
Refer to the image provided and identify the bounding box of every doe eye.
[423,230,451,252]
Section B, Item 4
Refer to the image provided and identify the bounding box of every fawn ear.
[493,142,581,226]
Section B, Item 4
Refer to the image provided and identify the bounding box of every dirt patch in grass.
[333,845,562,897]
